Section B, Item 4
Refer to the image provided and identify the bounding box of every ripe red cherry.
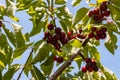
[47,23,54,30]
[57,56,64,63]
[88,32,94,39]
[82,66,87,73]
[0,21,2,27]
[100,4,107,11]
[92,27,98,32]
[102,10,110,17]
[93,8,100,15]
[79,29,82,33]
[77,33,81,38]
[102,1,108,5]
[55,27,61,34]
[100,33,106,39]
[44,32,51,39]
[87,67,93,72]
[67,31,73,40]
[93,66,99,72]
[94,14,103,21]
[52,55,57,61]
[85,58,92,63]
[88,10,94,17]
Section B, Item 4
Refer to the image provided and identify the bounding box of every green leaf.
[111,0,120,8]
[71,0,82,6]
[3,64,20,80]
[2,25,16,47]
[15,30,25,48]
[31,44,53,64]
[72,7,89,26]
[30,69,38,79]
[105,39,114,55]
[89,46,100,61]
[57,5,72,18]
[108,4,120,21]
[33,40,44,52]
[55,0,67,5]
[41,55,54,76]
[30,20,47,36]
[0,69,2,80]
[13,43,32,58]
[105,30,117,55]
[59,20,68,33]
[70,39,82,48]
[101,65,118,80]
[33,66,46,80]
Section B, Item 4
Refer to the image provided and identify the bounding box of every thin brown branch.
[49,38,89,80]
[17,48,33,80]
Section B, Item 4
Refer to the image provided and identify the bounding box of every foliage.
[0,0,120,80]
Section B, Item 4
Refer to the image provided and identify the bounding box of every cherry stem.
[49,37,89,80]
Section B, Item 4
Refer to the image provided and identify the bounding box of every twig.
[49,38,89,80]
[17,48,33,80]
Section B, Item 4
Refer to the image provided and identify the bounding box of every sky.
[0,0,120,80]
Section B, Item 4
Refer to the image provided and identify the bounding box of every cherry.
[47,36,54,44]
[55,27,61,34]
[52,55,57,61]
[54,34,60,41]
[93,66,99,72]
[57,56,64,63]
[92,27,98,32]
[88,10,94,17]
[72,35,76,39]
[102,10,110,17]
[47,23,54,30]
[87,67,93,72]
[85,58,92,63]
[60,32,66,39]
[94,13,104,21]
[100,3,107,11]
[93,8,100,15]
[100,27,107,32]
[77,33,81,38]
[102,1,108,5]
[100,33,106,39]
[79,29,82,33]
[44,32,51,39]
[88,32,94,39]
[82,66,87,73]
[0,21,2,27]
[67,31,73,40]
[54,42,61,50]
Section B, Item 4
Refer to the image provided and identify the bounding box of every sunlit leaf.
[72,7,89,26]
[71,0,82,6]
[70,39,82,48]
[33,66,45,80]
[41,55,54,76]
[55,0,67,5]
[3,64,20,80]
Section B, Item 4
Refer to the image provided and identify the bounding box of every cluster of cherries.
[88,1,110,22]
[52,55,64,63]
[82,58,98,73]
[67,29,87,40]
[44,23,88,51]
[44,23,69,51]
[88,27,107,40]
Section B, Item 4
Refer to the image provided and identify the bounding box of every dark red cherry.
[47,23,54,30]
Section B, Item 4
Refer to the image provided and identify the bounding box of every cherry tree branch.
[17,48,33,80]
[49,38,89,80]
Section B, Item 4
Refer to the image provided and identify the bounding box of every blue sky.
[0,0,120,79]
